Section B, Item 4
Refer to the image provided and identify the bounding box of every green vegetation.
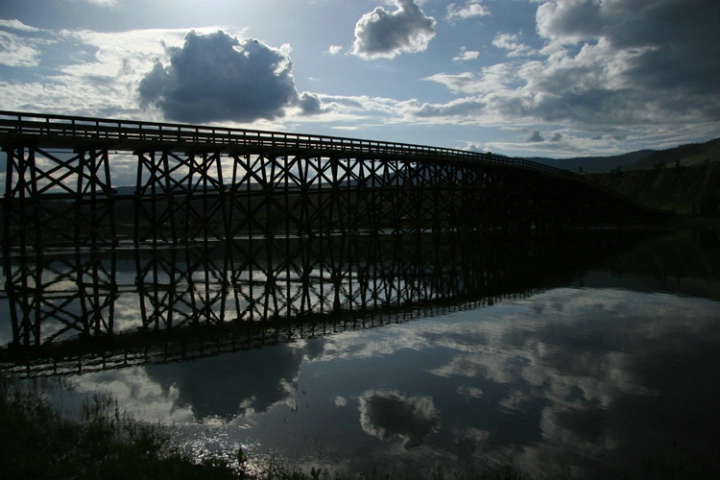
[0,376,237,480]
[577,136,720,221]
[527,137,720,174]
[0,375,555,480]
[589,160,720,218]
[631,137,720,170]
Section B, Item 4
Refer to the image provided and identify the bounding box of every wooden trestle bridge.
[0,111,663,374]
[0,110,661,247]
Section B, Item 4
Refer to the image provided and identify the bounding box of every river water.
[1,228,719,478]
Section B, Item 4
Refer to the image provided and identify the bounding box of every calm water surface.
[2,229,719,478]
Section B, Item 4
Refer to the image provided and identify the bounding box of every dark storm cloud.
[359,390,441,449]
[548,0,719,93]
[534,0,720,119]
[138,30,318,123]
[352,0,437,59]
[419,0,720,130]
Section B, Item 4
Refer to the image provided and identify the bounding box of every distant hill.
[588,161,720,215]
[527,150,656,173]
[630,137,720,170]
[527,137,720,173]
[115,186,136,196]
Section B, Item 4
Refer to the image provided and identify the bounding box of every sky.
[1,0,719,158]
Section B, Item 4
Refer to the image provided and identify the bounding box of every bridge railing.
[0,110,572,179]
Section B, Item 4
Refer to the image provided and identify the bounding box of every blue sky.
[1,0,718,158]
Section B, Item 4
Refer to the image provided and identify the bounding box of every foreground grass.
[0,376,545,480]
[0,376,237,480]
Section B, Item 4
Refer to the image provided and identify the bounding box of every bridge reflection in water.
[0,111,661,376]
[0,230,638,376]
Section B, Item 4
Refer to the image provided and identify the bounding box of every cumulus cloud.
[462,142,490,153]
[359,390,441,449]
[298,91,323,115]
[419,0,720,137]
[534,0,720,96]
[138,30,320,123]
[447,1,491,21]
[352,0,437,59]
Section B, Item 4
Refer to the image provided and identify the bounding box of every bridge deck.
[0,110,570,177]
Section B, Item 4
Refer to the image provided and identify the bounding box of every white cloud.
[415,95,486,119]
[422,63,519,96]
[0,30,42,67]
[452,46,480,62]
[70,0,119,7]
[447,1,491,21]
[492,33,537,57]
[352,0,437,59]
[1,0,716,157]
[416,0,720,150]
[0,20,57,69]
[0,24,187,118]
[461,141,490,153]
[0,24,331,127]
[72,367,195,424]
[535,0,719,113]
[535,0,605,43]
[0,19,41,32]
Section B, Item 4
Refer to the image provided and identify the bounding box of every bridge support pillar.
[2,144,115,248]
[133,148,227,243]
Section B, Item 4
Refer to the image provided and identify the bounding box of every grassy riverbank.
[0,376,238,480]
[0,376,547,480]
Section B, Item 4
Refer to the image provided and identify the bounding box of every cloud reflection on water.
[65,286,720,478]
[359,390,441,449]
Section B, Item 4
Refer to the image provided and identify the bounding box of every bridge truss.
[0,111,662,248]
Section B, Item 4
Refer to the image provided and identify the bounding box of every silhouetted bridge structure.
[0,111,661,247]
[0,229,642,377]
